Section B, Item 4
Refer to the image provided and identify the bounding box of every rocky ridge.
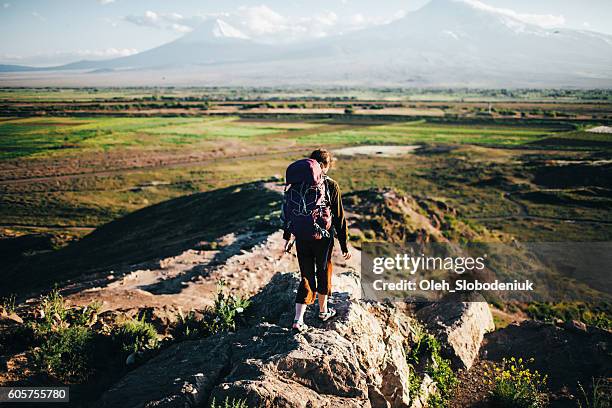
[95,244,495,407]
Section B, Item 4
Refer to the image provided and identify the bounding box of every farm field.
[1,102,610,252]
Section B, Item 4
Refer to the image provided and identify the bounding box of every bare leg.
[293,303,307,327]
[318,294,328,314]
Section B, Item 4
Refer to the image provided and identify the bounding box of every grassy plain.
[1,89,610,263]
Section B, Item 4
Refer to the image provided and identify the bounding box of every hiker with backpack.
[282,149,351,332]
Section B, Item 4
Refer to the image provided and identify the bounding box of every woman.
[283,149,351,332]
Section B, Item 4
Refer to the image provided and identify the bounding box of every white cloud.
[124,4,404,43]
[221,5,394,42]
[31,11,46,21]
[3,3,10,9]
[460,0,565,28]
[98,0,115,4]
[124,10,193,33]
[235,5,287,36]
[76,48,138,58]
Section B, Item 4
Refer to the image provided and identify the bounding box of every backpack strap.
[322,175,332,206]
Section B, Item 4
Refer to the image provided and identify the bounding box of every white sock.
[294,303,307,324]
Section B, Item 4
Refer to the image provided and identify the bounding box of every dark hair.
[310,148,333,168]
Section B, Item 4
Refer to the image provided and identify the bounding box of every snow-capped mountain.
[3,0,612,87]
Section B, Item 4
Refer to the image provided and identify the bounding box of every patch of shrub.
[211,285,250,331]
[111,315,159,356]
[210,397,249,408]
[35,326,97,382]
[407,325,458,407]
[24,289,107,382]
[171,283,250,340]
[35,288,100,334]
[487,357,548,408]
[172,310,205,340]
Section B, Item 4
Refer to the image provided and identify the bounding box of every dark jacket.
[283,176,349,253]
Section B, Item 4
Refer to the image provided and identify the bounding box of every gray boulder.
[415,292,495,370]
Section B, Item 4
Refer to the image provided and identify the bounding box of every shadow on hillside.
[2,182,281,297]
[137,229,273,295]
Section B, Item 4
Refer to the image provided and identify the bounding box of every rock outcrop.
[97,270,418,408]
[416,292,495,370]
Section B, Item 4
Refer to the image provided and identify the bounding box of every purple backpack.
[282,159,332,240]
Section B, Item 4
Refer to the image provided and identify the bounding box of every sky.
[1,0,612,66]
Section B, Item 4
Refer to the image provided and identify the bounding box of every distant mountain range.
[2,0,612,87]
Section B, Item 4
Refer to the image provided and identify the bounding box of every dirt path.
[64,228,360,325]
[60,181,361,324]
[65,230,296,313]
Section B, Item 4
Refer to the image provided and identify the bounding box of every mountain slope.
[57,19,272,71]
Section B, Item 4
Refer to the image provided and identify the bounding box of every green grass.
[209,397,249,408]
[407,324,458,407]
[1,115,609,265]
[0,117,223,159]
[0,116,304,159]
[0,116,567,160]
[296,121,559,147]
[111,316,159,356]
[35,325,98,382]
[577,378,611,408]
[171,282,250,340]
[1,87,610,102]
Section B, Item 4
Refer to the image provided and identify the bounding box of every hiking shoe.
[292,320,309,333]
[318,308,337,322]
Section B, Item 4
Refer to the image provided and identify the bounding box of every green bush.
[35,326,97,382]
[35,288,100,334]
[112,315,159,355]
[172,310,205,340]
[27,290,106,382]
[407,325,458,407]
[37,288,69,332]
[210,283,250,333]
[488,357,548,408]
[171,283,250,340]
[210,397,249,408]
